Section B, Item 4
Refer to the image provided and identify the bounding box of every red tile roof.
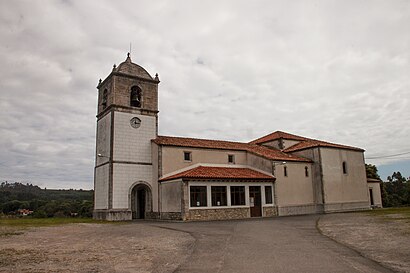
[250,131,364,152]
[153,136,311,162]
[283,139,364,152]
[153,135,247,150]
[367,178,382,183]
[250,131,308,144]
[159,166,275,182]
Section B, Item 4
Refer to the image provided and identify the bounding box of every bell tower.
[93,54,159,221]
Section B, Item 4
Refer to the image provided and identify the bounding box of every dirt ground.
[2,213,409,273]
[318,212,410,273]
[0,222,194,273]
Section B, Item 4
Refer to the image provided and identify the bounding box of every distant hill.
[0,181,93,217]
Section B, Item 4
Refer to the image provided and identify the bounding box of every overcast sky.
[1,0,409,189]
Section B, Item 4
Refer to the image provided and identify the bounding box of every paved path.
[150,215,393,273]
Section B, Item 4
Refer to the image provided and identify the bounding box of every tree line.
[366,164,410,207]
[0,181,93,218]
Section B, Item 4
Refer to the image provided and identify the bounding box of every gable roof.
[283,139,364,152]
[153,136,311,162]
[250,131,308,144]
[159,166,275,182]
[250,131,364,152]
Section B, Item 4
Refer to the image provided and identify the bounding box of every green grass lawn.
[0,218,110,237]
[0,217,108,228]
[0,217,122,237]
[365,207,410,223]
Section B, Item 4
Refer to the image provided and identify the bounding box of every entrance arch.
[130,182,152,219]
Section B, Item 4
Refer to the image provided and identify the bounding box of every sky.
[0,0,409,189]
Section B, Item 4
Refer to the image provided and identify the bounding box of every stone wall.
[324,201,370,213]
[113,76,158,112]
[185,208,250,221]
[277,204,317,216]
[160,212,183,220]
[93,209,132,221]
[145,212,160,219]
[263,206,278,217]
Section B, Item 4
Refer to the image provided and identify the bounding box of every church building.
[93,54,381,221]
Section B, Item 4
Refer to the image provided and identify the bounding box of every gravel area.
[0,222,194,273]
[318,212,410,273]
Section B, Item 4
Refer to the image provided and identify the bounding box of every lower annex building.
[93,55,382,221]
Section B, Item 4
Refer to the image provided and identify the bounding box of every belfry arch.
[129,182,152,219]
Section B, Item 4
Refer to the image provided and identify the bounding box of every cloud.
[0,0,409,188]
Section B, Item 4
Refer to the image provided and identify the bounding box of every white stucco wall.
[274,163,314,206]
[113,112,156,163]
[320,148,368,204]
[161,181,182,212]
[95,113,111,166]
[111,111,157,210]
[367,182,383,207]
[94,113,111,210]
[112,163,156,210]
[161,146,247,176]
[94,164,109,209]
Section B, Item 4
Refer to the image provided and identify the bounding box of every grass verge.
[365,207,410,218]
[0,217,120,237]
[0,217,108,228]
[365,207,410,231]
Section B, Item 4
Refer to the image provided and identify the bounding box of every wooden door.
[249,186,262,217]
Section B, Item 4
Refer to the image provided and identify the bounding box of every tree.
[365,164,381,180]
[383,171,409,207]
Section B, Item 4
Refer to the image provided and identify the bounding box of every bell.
[130,89,141,107]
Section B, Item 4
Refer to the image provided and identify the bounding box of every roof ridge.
[156,135,247,145]
[283,138,364,152]
[153,135,312,162]
[249,130,309,144]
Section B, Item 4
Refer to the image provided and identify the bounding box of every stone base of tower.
[93,209,132,221]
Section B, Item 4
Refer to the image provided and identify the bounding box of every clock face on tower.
[130,117,141,129]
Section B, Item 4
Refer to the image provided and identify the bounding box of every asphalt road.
[151,215,393,273]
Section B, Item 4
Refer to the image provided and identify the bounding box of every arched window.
[102,89,108,109]
[130,86,142,107]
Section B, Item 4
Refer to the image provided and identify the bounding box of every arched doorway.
[130,183,152,219]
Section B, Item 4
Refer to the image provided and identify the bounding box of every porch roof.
[159,166,275,182]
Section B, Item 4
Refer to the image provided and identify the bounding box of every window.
[190,186,207,207]
[211,186,227,206]
[230,186,245,206]
[342,161,347,174]
[130,86,142,107]
[284,166,288,177]
[305,166,309,177]
[184,151,192,161]
[228,154,235,164]
[265,186,273,204]
[102,89,108,109]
